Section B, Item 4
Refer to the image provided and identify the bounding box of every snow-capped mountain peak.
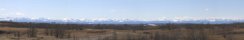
[0,17,243,24]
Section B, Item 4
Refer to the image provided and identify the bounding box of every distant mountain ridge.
[0,17,244,24]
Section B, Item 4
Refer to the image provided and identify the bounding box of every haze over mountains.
[0,17,244,24]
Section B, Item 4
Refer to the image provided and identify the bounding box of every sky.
[0,0,244,20]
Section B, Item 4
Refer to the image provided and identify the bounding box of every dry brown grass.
[1,27,244,40]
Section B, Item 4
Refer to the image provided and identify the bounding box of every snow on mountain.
[0,17,244,24]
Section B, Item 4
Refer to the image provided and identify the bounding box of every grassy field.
[1,21,244,40]
[0,27,244,40]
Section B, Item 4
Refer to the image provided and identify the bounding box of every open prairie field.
[1,21,244,40]
[1,26,244,40]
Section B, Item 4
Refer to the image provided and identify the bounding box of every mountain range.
[0,17,243,24]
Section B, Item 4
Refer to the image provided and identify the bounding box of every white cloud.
[0,8,6,11]
[204,8,209,11]
[0,8,27,17]
[203,8,209,14]
[0,8,7,16]
[15,12,25,16]
[109,9,117,13]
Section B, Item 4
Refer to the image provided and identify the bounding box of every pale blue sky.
[0,0,244,19]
